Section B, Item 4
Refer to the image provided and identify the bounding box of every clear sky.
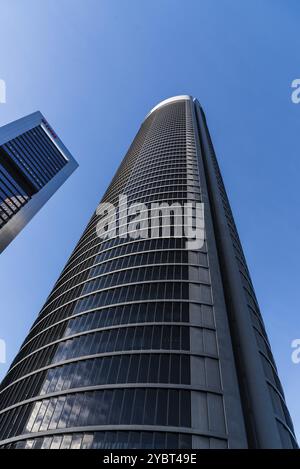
[0,0,299,441]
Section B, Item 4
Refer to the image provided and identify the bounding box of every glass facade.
[0,97,297,449]
[0,112,78,251]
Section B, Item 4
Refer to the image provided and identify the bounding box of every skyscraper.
[0,111,78,252]
[0,96,296,449]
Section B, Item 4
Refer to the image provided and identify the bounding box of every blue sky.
[0,0,299,441]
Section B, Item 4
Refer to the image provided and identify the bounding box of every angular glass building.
[0,96,297,449]
[0,111,78,252]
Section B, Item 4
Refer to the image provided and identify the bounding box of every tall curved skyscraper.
[0,96,297,449]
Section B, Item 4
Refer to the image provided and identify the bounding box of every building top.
[144,95,193,120]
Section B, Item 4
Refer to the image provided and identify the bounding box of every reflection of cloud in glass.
[70,434,82,449]
[50,435,62,449]
[25,400,43,432]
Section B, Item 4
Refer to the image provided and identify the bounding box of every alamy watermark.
[96,195,205,250]
[291,79,300,104]
[291,339,300,364]
[0,339,6,364]
[0,79,6,104]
